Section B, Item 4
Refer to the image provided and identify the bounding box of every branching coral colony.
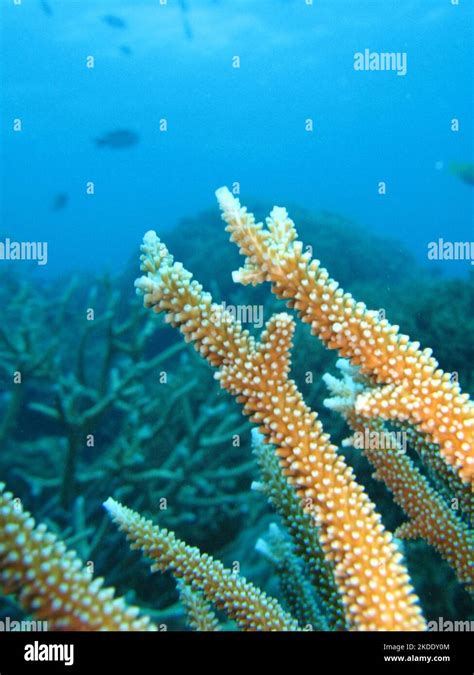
[124,187,472,630]
[1,188,473,631]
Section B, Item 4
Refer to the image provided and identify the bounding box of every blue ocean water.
[0,1,473,641]
[1,0,472,277]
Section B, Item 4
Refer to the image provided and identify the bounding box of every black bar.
[0,631,471,674]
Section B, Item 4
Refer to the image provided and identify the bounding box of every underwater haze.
[1,0,473,276]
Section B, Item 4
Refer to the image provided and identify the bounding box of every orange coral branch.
[324,361,473,592]
[216,187,474,485]
[135,230,426,631]
[104,498,298,631]
[177,581,221,631]
[0,484,155,630]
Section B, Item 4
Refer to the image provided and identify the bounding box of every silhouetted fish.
[102,15,127,29]
[94,129,139,149]
[120,45,133,56]
[450,162,474,186]
[52,193,69,211]
[182,17,193,41]
[39,0,53,15]
[178,0,193,41]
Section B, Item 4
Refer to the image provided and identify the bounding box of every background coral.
[0,201,472,628]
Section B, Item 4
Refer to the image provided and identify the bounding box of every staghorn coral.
[26,280,176,508]
[215,187,473,485]
[0,278,76,447]
[398,423,473,520]
[0,275,251,524]
[135,221,426,630]
[0,484,155,631]
[251,428,346,630]
[176,581,221,631]
[323,360,473,592]
[0,272,259,626]
[104,497,298,631]
[255,522,326,630]
[1,193,472,631]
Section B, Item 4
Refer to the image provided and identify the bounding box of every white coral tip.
[142,230,159,247]
[231,269,243,284]
[103,497,122,520]
[215,186,238,212]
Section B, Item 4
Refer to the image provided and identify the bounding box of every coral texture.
[256,522,326,629]
[104,497,298,631]
[0,484,155,631]
[251,429,346,629]
[323,360,473,592]
[176,581,221,632]
[215,187,473,485]
[1,188,472,632]
[135,211,426,630]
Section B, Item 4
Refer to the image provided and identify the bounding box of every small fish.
[94,129,139,150]
[119,45,133,56]
[182,17,193,41]
[39,0,53,15]
[52,193,69,211]
[449,162,474,186]
[178,0,193,41]
[102,15,127,29]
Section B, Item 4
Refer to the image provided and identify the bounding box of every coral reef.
[134,221,426,630]
[323,360,472,591]
[215,188,473,484]
[0,270,257,627]
[251,428,346,630]
[0,191,472,631]
[105,497,298,631]
[0,484,155,630]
